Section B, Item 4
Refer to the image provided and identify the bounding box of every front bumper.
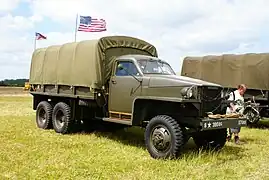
[200,117,248,131]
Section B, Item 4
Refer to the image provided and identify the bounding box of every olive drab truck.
[28,36,247,159]
[181,53,269,125]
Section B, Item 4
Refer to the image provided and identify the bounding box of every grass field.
[0,86,29,96]
[1,88,269,179]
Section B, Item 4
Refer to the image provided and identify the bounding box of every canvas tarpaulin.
[181,56,202,78]
[181,55,222,84]
[181,53,269,90]
[42,45,60,84]
[201,55,222,84]
[29,48,47,84]
[29,36,158,89]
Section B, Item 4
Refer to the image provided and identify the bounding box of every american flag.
[77,15,106,32]
[35,32,47,40]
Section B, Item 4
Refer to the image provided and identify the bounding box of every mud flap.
[200,117,247,131]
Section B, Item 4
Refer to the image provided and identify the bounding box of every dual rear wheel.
[36,101,73,134]
[36,100,125,134]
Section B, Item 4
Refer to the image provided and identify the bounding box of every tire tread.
[52,102,73,134]
[36,101,53,129]
[145,115,184,159]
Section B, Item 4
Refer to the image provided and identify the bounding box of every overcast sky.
[1,0,269,80]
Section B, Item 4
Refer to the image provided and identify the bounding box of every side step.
[102,118,132,125]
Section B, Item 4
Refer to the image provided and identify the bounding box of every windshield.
[137,59,175,75]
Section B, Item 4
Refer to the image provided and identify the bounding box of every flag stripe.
[35,32,47,40]
[78,29,107,32]
[77,15,107,32]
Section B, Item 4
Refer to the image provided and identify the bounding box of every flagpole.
[74,13,78,42]
[34,32,37,50]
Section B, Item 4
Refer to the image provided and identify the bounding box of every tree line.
[0,79,29,87]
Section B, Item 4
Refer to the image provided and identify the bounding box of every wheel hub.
[38,109,46,125]
[151,126,171,152]
[55,110,65,128]
[41,114,47,123]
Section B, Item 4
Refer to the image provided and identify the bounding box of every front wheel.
[145,115,184,159]
[192,129,227,151]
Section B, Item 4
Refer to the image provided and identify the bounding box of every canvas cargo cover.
[181,53,269,90]
[29,36,158,89]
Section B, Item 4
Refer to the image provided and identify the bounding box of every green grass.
[1,96,269,179]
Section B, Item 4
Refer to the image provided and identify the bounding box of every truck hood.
[146,74,221,88]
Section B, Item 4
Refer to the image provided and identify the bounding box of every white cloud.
[0,14,37,31]
[0,0,21,12]
[1,0,269,79]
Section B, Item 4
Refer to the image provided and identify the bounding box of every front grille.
[200,86,225,116]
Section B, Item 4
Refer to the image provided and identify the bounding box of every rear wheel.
[145,115,184,159]
[192,129,227,151]
[52,102,73,134]
[36,101,52,129]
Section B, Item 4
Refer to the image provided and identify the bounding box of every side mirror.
[117,64,124,70]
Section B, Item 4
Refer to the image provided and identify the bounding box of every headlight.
[180,87,193,98]
[187,89,193,98]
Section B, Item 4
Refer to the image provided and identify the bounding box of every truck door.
[109,60,142,117]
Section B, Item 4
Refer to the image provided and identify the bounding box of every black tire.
[52,102,73,134]
[192,129,227,151]
[36,101,53,129]
[145,115,184,159]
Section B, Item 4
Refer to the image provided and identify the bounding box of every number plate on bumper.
[200,117,248,130]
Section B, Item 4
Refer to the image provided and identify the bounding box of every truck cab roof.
[117,54,168,63]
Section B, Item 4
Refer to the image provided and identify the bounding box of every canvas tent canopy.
[29,36,158,89]
[181,53,269,90]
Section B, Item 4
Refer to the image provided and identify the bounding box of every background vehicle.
[24,82,30,91]
[181,53,269,124]
[28,36,247,159]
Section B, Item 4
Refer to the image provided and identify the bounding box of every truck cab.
[108,55,177,114]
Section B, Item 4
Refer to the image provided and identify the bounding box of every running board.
[102,118,132,125]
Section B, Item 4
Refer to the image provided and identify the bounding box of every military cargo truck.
[29,36,247,159]
[181,53,269,124]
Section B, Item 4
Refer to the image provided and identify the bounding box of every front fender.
[131,96,201,126]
